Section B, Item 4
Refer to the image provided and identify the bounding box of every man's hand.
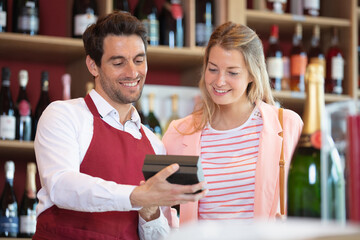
[130,163,208,208]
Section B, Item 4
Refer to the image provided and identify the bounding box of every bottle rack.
[0,1,359,237]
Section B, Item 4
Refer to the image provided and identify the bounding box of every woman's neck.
[211,100,255,131]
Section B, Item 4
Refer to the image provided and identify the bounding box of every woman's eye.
[229,72,239,76]
[208,68,217,72]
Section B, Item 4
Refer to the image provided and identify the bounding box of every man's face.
[95,34,147,105]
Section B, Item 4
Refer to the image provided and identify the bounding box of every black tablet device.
[142,154,204,185]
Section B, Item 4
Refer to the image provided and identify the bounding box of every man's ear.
[86,55,99,77]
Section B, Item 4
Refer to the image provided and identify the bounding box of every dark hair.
[82,11,147,66]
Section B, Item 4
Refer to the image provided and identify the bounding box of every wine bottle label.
[290,54,307,76]
[19,100,31,116]
[196,23,206,45]
[0,115,16,140]
[148,14,159,46]
[299,131,321,149]
[0,216,19,233]
[331,56,344,80]
[18,15,39,32]
[74,14,97,36]
[304,0,320,9]
[20,215,36,234]
[267,57,284,78]
[0,11,6,27]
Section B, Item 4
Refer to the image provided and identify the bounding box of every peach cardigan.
[162,100,303,224]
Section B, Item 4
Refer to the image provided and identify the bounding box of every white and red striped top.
[199,107,263,221]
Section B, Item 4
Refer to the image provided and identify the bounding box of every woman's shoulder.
[257,101,303,125]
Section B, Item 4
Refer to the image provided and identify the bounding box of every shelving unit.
[0,1,359,238]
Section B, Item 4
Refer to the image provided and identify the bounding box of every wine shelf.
[0,140,35,161]
[0,32,204,70]
[246,9,351,37]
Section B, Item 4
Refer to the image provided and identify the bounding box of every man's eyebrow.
[108,53,146,61]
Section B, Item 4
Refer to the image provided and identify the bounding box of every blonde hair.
[185,22,275,133]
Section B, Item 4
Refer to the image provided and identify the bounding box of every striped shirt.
[198,107,263,221]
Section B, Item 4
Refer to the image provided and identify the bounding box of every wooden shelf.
[246,9,351,36]
[0,33,204,70]
[0,140,35,161]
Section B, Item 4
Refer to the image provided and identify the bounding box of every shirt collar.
[88,89,142,129]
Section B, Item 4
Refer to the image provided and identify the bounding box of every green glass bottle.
[146,93,162,139]
[287,63,324,218]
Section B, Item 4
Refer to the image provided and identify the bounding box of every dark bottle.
[18,162,38,238]
[32,71,50,140]
[72,0,98,38]
[303,0,320,17]
[325,27,344,95]
[134,0,159,46]
[0,67,16,140]
[266,24,283,91]
[145,93,162,139]
[308,25,325,79]
[290,23,307,92]
[266,0,287,14]
[134,98,148,126]
[15,70,32,141]
[0,0,7,32]
[196,0,213,46]
[159,0,184,48]
[113,0,130,12]
[13,0,39,35]
[287,63,324,218]
[0,161,19,237]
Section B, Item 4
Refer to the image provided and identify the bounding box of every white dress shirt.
[34,90,170,240]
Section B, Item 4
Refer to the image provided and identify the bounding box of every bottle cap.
[19,69,29,87]
[271,24,279,38]
[27,162,37,173]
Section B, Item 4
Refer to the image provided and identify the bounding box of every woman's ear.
[86,55,99,78]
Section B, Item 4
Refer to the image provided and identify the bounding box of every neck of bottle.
[25,171,37,198]
[301,72,324,145]
[5,170,14,185]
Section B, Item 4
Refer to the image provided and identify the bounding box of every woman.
[162,22,303,223]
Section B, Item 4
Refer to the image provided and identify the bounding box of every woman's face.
[204,45,252,107]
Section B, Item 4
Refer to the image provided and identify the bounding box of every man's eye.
[135,58,145,64]
[113,62,123,66]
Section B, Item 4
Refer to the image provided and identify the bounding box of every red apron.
[33,95,155,240]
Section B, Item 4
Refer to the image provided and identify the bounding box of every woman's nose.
[215,74,226,87]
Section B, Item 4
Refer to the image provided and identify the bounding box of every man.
[33,11,207,240]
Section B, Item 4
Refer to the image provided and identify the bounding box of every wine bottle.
[113,0,130,12]
[134,99,148,126]
[62,73,71,100]
[303,0,320,17]
[0,0,7,32]
[18,162,38,238]
[13,0,39,35]
[32,71,50,140]
[266,24,283,91]
[290,0,303,15]
[0,161,19,237]
[290,23,307,92]
[15,70,32,141]
[308,25,325,78]
[196,0,213,46]
[287,63,324,218]
[325,27,344,95]
[266,0,287,14]
[164,94,180,132]
[72,0,98,38]
[0,67,16,141]
[134,0,159,46]
[159,0,184,48]
[146,93,162,139]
